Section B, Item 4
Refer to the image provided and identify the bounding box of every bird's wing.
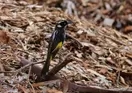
[52,41,62,53]
[47,31,56,51]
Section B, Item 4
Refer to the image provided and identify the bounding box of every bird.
[41,20,72,77]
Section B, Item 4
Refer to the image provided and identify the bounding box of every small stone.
[103,18,115,26]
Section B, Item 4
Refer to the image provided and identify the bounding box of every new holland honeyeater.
[41,20,71,76]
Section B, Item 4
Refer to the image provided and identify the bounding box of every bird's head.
[55,20,72,29]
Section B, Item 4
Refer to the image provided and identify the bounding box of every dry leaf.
[124,26,132,33]
[0,30,10,44]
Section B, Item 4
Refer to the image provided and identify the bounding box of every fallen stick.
[0,57,44,74]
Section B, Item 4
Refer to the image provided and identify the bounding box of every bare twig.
[0,60,44,73]
[0,80,13,87]
[28,79,36,93]
[116,71,120,87]
[33,79,60,87]
[63,80,132,93]
[27,66,35,93]
[43,53,73,80]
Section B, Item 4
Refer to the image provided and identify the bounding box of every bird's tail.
[41,55,52,76]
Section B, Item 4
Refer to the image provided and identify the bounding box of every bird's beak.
[67,20,73,24]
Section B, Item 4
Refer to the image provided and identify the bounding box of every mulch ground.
[0,0,132,93]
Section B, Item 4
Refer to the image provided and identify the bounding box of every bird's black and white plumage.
[41,20,71,76]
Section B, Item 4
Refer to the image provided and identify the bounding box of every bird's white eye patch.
[57,24,62,28]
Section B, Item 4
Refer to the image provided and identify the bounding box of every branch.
[0,57,44,74]
[43,53,73,80]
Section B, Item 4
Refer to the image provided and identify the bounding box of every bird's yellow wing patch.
[52,42,63,53]
[56,42,63,49]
